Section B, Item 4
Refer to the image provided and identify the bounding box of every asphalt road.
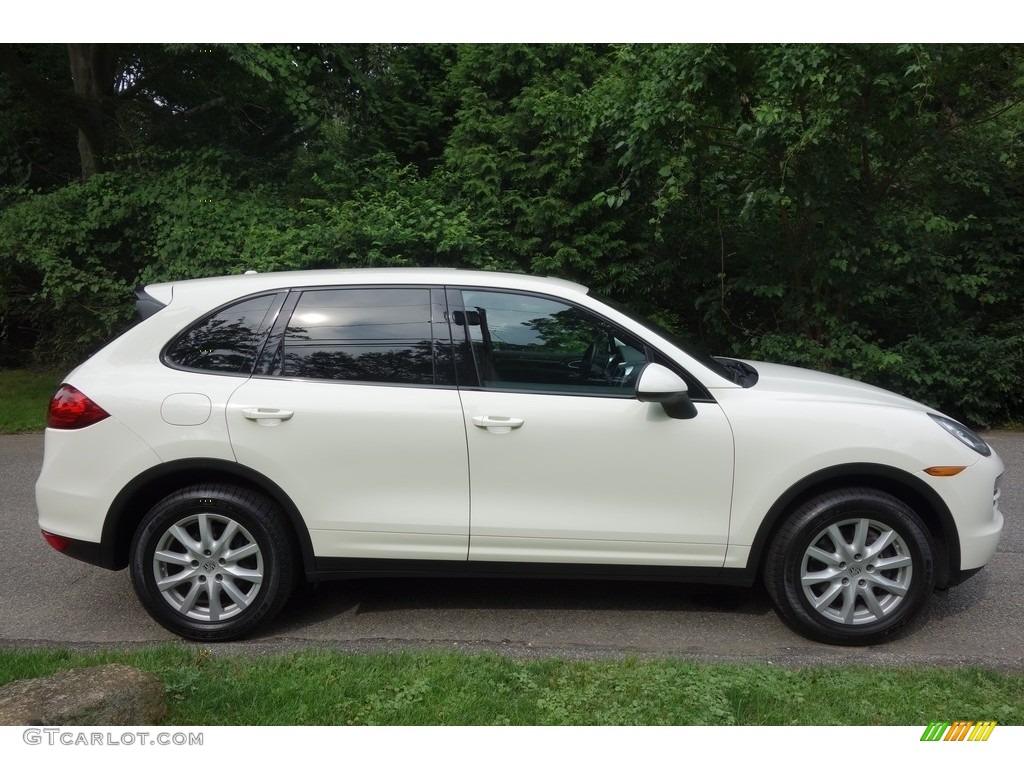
[1,432,1021,667]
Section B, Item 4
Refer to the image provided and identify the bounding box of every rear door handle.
[471,415,524,433]
[242,408,294,425]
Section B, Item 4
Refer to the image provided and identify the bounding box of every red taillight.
[47,384,110,429]
[41,530,71,552]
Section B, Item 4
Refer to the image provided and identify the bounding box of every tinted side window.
[280,288,440,385]
[165,294,278,374]
[458,290,648,395]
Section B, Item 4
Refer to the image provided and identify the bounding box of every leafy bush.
[2,44,1023,424]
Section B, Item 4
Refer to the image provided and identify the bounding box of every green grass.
[0,369,61,433]
[1,646,1021,726]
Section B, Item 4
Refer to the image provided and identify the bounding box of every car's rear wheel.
[764,488,935,645]
[129,484,297,641]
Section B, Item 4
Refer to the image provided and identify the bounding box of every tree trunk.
[67,44,116,179]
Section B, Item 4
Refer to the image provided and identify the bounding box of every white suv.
[36,268,1004,644]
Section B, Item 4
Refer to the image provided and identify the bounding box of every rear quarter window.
[164,293,281,375]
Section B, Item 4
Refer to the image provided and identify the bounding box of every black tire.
[764,488,935,645]
[129,483,297,641]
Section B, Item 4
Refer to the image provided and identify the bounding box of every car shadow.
[263,576,776,639]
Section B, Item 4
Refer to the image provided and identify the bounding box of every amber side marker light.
[924,466,967,477]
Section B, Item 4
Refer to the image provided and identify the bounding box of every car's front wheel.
[764,488,936,645]
[129,484,297,641]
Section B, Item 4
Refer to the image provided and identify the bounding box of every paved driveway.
[1,432,1020,666]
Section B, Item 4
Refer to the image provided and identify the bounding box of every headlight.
[929,414,991,457]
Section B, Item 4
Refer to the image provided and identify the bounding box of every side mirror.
[635,363,698,420]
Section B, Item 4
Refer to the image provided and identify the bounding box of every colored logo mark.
[920,721,997,742]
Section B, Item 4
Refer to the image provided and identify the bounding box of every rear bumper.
[36,420,161,550]
[40,531,114,569]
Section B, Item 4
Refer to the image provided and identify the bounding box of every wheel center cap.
[849,564,862,576]
[202,561,217,573]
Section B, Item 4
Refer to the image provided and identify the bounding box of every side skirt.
[310,557,757,587]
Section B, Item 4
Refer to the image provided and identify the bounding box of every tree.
[1,43,1023,422]
[586,44,1024,421]
[66,44,117,178]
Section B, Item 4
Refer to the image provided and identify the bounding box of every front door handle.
[242,408,294,425]
[471,415,525,433]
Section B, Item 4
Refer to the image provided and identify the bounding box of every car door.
[226,285,470,562]
[453,288,735,567]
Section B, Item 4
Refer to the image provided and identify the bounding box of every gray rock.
[0,664,166,725]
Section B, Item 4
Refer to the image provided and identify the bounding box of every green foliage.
[297,154,502,270]
[442,45,636,285]
[0,177,139,362]
[2,43,1024,422]
[0,147,501,364]
[588,44,1024,424]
